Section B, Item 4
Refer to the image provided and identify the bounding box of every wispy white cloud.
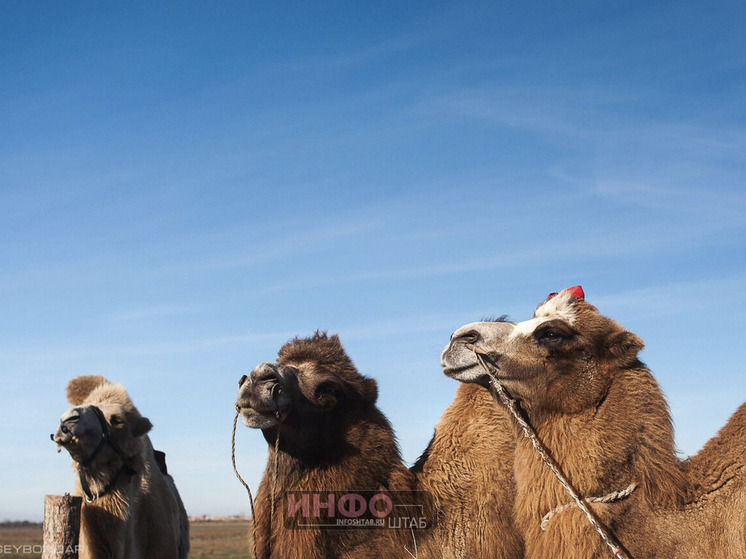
[593,273,746,317]
[0,331,295,370]
[241,218,744,297]
[107,304,208,323]
[415,85,632,139]
[591,178,746,219]
[280,33,429,73]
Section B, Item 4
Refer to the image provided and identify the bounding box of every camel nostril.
[271,384,283,399]
[248,361,280,382]
[238,374,248,387]
[252,364,279,384]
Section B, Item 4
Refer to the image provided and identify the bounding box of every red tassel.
[566,285,585,299]
[547,286,585,301]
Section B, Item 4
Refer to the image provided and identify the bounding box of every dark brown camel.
[235,333,425,559]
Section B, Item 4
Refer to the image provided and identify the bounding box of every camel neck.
[77,459,136,503]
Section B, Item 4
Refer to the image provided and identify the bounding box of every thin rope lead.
[232,407,258,559]
[404,526,419,558]
[541,483,637,531]
[473,352,631,559]
[270,428,280,533]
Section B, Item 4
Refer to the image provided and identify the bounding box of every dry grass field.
[189,518,253,559]
[0,519,252,559]
[0,522,42,559]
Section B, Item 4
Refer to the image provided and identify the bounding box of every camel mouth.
[443,362,494,387]
[237,389,291,429]
[51,415,81,447]
[236,362,294,431]
[441,342,495,385]
[443,363,480,378]
[236,377,292,430]
[51,430,73,446]
[239,406,289,429]
[51,426,87,461]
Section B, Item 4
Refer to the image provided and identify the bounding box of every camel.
[441,286,746,558]
[52,375,189,559]
[235,332,424,559]
[237,332,523,558]
[411,383,523,558]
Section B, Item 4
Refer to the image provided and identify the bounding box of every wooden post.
[43,494,82,559]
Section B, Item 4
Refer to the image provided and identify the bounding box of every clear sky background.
[2,2,745,521]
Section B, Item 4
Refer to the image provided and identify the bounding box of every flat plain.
[0,519,253,559]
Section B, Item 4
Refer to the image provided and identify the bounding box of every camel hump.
[66,375,112,405]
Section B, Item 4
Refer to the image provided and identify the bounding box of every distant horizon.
[0,516,251,524]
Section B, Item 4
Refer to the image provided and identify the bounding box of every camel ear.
[313,379,343,411]
[360,378,378,404]
[606,330,644,366]
[66,375,111,405]
[132,416,153,437]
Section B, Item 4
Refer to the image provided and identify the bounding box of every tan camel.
[441,287,746,558]
[411,383,523,558]
[52,375,189,559]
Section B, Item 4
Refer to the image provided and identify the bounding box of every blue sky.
[2,1,745,521]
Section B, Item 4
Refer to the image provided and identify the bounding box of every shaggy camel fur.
[441,287,746,558]
[236,333,422,559]
[238,332,523,558]
[411,383,523,558]
[52,375,189,559]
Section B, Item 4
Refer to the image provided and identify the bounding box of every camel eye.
[110,415,124,426]
[535,327,568,347]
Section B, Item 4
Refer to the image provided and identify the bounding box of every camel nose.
[52,424,73,445]
[250,362,280,384]
[52,410,81,444]
[237,362,284,411]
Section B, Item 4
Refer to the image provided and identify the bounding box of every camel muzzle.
[51,412,82,448]
[51,425,74,446]
[237,362,291,421]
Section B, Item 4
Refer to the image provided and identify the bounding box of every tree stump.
[43,494,82,559]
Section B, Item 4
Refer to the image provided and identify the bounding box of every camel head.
[236,332,378,432]
[441,287,645,414]
[52,375,152,466]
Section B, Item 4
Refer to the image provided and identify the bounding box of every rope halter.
[469,346,633,559]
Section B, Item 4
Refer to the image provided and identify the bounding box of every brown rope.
[232,407,283,559]
[472,350,632,559]
[404,527,419,558]
[231,407,258,559]
[541,483,637,531]
[269,428,280,534]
